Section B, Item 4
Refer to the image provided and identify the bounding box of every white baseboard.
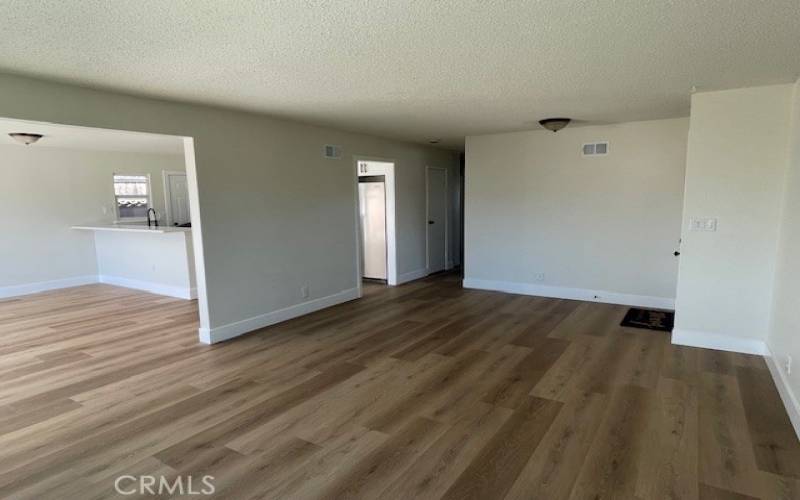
[98,275,196,300]
[462,278,675,310]
[199,287,360,344]
[0,274,196,301]
[670,328,768,356]
[765,347,800,440]
[397,268,429,285]
[0,275,99,299]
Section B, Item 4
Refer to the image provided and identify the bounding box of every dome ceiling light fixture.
[9,133,44,145]
[538,118,571,133]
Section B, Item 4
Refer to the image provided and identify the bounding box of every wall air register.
[582,142,609,156]
[323,144,341,159]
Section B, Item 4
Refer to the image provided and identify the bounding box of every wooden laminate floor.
[1,274,799,499]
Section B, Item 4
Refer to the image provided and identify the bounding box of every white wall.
[0,144,184,290]
[0,73,457,342]
[464,118,688,307]
[673,84,794,353]
[767,80,800,431]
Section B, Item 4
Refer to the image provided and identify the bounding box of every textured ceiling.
[0,118,184,154]
[0,1,798,149]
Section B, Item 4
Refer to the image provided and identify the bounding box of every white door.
[426,168,447,273]
[166,173,190,225]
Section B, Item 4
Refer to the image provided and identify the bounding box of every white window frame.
[113,173,153,223]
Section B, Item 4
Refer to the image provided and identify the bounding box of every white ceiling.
[0,118,184,154]
[0,1,798,149]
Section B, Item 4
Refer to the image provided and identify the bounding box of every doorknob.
[428,220,435,225]
[673,251,681,256]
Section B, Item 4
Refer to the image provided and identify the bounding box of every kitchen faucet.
[146,208,158,227]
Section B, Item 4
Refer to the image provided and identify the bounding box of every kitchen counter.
[72,223,190,234]
[71,223,196,299]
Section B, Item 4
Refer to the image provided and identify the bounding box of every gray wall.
[674,85,794,348]
[768,80,800,420]
[0,73,457,335]
[464,118,688,306]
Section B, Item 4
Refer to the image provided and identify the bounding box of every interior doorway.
[426,166,448,274]
[0,116,210,343]
[459,153,465,277]
[355,158,397,289]
[359,176,387,281]
[164,170,191,226]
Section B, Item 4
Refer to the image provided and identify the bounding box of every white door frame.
[353,156,398,294]
[162,170,188,226]
[425,166,448,274]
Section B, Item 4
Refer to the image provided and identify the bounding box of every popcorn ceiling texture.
[0,0,798,148]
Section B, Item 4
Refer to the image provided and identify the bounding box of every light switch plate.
[689,217,718,232]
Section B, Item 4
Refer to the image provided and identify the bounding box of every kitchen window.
[113,174,151,221]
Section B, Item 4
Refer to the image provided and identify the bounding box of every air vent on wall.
[582,142,609,156]
[323,144,342,159]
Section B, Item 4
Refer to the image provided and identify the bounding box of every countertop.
[72,224,191,234]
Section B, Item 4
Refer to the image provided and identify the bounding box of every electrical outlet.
[534,273,545,282]
[301,285,309,299]
[786,355,793,375]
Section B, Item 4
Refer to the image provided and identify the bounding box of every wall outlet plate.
[787,355,793,375]
[689,217,718,232]
[533,273,545,282]
[301,285,309,299]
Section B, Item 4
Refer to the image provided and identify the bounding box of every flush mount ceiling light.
[538,118,571,133]
[9,133,43,145]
